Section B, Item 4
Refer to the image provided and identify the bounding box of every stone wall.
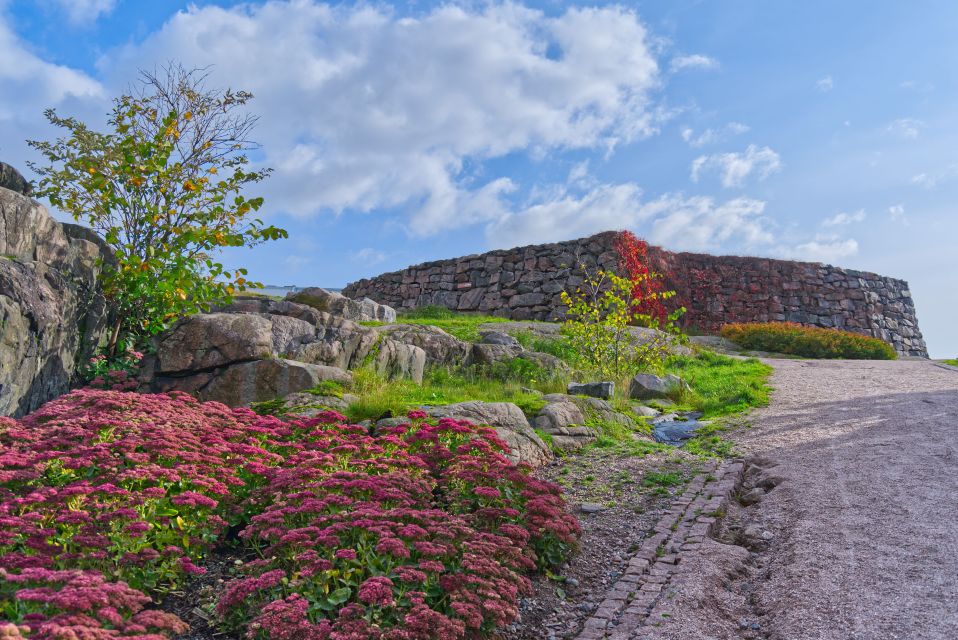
[0,163,110,416]
[343,231,928,357]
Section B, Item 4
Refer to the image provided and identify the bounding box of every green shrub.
[720,322,897,360]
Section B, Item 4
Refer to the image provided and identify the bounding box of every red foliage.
[612,230,669,325]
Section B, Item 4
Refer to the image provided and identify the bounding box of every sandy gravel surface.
[652,359,958,640]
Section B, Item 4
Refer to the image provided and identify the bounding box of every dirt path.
[655,359,958,640]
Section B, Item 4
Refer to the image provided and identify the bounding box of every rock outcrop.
[0,162,31,196]
[287,287,396,323]
[0,172,109,417]
[142,296,425,406]
[427,401,553,467]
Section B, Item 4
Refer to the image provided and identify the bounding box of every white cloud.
[103,1,662,236]
[690,144,782,188]
[680,122,749,148]
[822,209,866,226]
[816,75,833,92]
[0,13,105,167]
[910,164,958,188]
[888,204,909,225]
[283,254,313,272]
[50,0,118,25]
[886,117,924,139]
[485,182,773,252]
[669,54,718,72]
[353,247,387,265]
[781,236,859,264]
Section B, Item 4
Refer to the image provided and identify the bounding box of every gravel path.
[646,359,958,640]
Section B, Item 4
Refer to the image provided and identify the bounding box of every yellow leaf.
[182,180,198,192]
[183,111,193,121]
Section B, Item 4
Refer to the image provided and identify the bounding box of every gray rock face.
[155,313,274,374]
[0,182,109,417]
[287,287,396,323]
[189,359,351,407]
[532,399,597,451]
[480,331,521,348]
[282,390,359,415]
[373,324,472,367]
[427,401,553,467]
[629,373,689,400]
[568,381,614,400]
[0,162,30,196]
[145,295,426,407]
[471,342,523,366]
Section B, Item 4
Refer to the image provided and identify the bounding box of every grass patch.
[642,471,683,488]
[345,366,551,422]
[373,306,509,342]
[682,419,737,458]
[943,359,958,367]
[666,351,772,418]
[513,330,577,364]
[307,379,346,398]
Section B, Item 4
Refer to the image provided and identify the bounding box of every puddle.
[651,411,704,446]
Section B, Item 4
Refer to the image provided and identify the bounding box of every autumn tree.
[29,64,286,352]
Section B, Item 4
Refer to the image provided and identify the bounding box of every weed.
[642,471,684,488]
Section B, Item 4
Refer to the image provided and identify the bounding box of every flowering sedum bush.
[720,322,897,360]
[0,392,580,640]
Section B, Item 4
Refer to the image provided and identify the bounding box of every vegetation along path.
[657,359,958,639]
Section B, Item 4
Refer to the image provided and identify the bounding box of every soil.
[497,448,709,639]
[646,359,958,640]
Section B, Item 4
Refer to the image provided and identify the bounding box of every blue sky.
[2,1,956,357]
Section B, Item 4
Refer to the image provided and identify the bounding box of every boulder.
[629,373,690,400]
[427,401,552,467]
[532,399,597,451]
[154,313,273,374]
[480,331,521,348]
[632,405,661,418]
[287,287,396,323]
[471,342,523,366]
[220,296,326,325]
[567,381,614,400]
[516,351,573,377]
[372,338,426,382]
[0,162,31,196]
[281,391,359,416]
[269,314,319,355]
[193,359,351,407]
[373,324,472,367]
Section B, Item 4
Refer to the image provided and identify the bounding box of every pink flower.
[357,576,394,607]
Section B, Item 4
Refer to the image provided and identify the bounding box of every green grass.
[665,351,772,418]
[512,330,577,363]
[642,471,684,488]
[943,359,958,367]
[361,305,509,342]
[307,379,346,398]
[682,420,737,458]
[344,366,555,422]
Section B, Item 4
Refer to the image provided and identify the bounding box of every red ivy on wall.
[612,230,669,325]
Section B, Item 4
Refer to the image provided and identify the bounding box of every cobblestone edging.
[574,459,746,639]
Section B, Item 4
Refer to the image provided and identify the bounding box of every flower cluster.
[0,567,188,640]
[80,347,145,391]
[721,322,897,360]
[2,392,580,640]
